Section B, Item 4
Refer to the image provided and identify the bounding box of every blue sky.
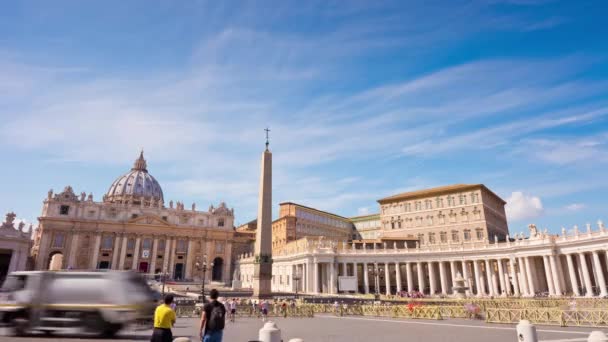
[1,0,607,234]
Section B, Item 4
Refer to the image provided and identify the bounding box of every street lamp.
[195,254,214,303]
[369,264,383,301]
[293,269,302,300]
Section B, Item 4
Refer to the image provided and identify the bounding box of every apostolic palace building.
[2,146,607,300]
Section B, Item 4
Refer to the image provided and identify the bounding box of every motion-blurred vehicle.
[0,270,157,337]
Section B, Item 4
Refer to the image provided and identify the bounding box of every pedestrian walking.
[229,298,237,322]
[199,289,226,342]
[261,299,269,321]
[151,294,176,342]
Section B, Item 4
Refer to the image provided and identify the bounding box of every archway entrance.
[48,252,64,270]
[0,250,12,284]
[212,257,223,282]
[174,263,184,280]
[138,262,149,273]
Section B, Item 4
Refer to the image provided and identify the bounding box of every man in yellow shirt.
[151,294,176,342]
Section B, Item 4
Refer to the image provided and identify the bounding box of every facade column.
[549,255,563,296]
[314,260,320,294]
[543,256,556,296]
[111,234,121,270]
[385,262,391,295]
[592,251,607,297]
[168,238,177,278]
[363,263,370,294]
[485,259,495,296]
[439,261,448,295]
[67,233,79,269]
[90,233,102,269]
[162,237,171,275]
[462,260,471,296]
[343,262,348,276]
[149,237,158,275]
[510,259,520,296]
[185,240,195,280]
[395,262,402,293]
[473,260,482,296]
[131,236,141,271]
[406,262,413,293]
[525,257,536,296]
[579,253,593,297]
[497,259,506,296]
[566,254,581,296]
[119,235,128,270]
[417,262,425,294]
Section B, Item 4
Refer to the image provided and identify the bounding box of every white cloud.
[357,207,370,216]
[565,203,586,211]
[505,191,544,221]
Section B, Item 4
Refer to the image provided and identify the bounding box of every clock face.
[142,250,150,258]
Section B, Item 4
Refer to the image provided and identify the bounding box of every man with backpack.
[199,289,226,342]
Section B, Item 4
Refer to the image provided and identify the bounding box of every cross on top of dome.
[132,150,148,172]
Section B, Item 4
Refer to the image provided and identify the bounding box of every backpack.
[206,302,226,331]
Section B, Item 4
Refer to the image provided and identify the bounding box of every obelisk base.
[253,257,273,299]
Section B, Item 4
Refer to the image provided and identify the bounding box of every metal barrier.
[175,304,315,318]
[486,308,608,327]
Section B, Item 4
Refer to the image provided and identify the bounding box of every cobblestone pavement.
[0,316,602,342]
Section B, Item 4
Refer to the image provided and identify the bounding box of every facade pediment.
[128,215,171,226]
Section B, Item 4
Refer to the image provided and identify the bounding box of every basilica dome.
[104,152,164,205]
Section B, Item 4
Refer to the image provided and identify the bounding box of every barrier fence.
[175,304,314,318]
[486,308,608,327]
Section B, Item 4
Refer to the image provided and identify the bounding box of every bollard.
[516,320,538,342]
[173,338,191,342]
[288,339,304,342]
[259,321,282,342]
[588,331,608,342]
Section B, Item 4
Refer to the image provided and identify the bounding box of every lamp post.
[369,264,383,301]
[195,255,214,303]
[293,269,302,300]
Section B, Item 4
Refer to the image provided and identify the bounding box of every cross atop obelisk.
[253,128,273,298]
[264,127,270,151]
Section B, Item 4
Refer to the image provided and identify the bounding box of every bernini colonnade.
[237,222,608,298]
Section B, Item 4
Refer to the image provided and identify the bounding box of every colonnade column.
[592,251,607,297]
[473,260,482,296]
[542,256,556,296]
[549,255,563,296]
[462,261,471,296]
[450,261,457,291]
[579,253,593,297]
[353,262,359,293]
[566,254,581,296]
[428,262,437,296]
[406,262,413,293]
[524,257,536,296]
[385,262,391,295]
[363,263,369,294]
[497,259,506,296]
[314,260,320,294]
[439,262,448,295]
[417,262,425,294]
[330,262,336,294]
[483,260,493,296]
[395,262,402,293]
[518,257,529,296]
[510,259,520,296]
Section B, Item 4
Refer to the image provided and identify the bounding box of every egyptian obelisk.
[253,128,273,298]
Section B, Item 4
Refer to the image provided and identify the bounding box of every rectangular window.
[142,238,152,249]
[476,229,484,240]
[451,230,459,242]
[418,234,425,245]
[158,239,165,250]
[162,216,168,221]
[218,218,225,227]
[101,236,113,250]
[440,232,447,243]
[177,239,187,253]
[127,238,135,250]
[52,233,65,248]
[450,214,456,223]
[59,205,70,215]
[464,230,471,241]
[428,233,436,244]
[216,242,224,253]
[88,210,96,218]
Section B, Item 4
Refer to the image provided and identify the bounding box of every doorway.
[174,263,184,280]
[212,257,223,282]
[139,262,149,273]
[98,261,110,269]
